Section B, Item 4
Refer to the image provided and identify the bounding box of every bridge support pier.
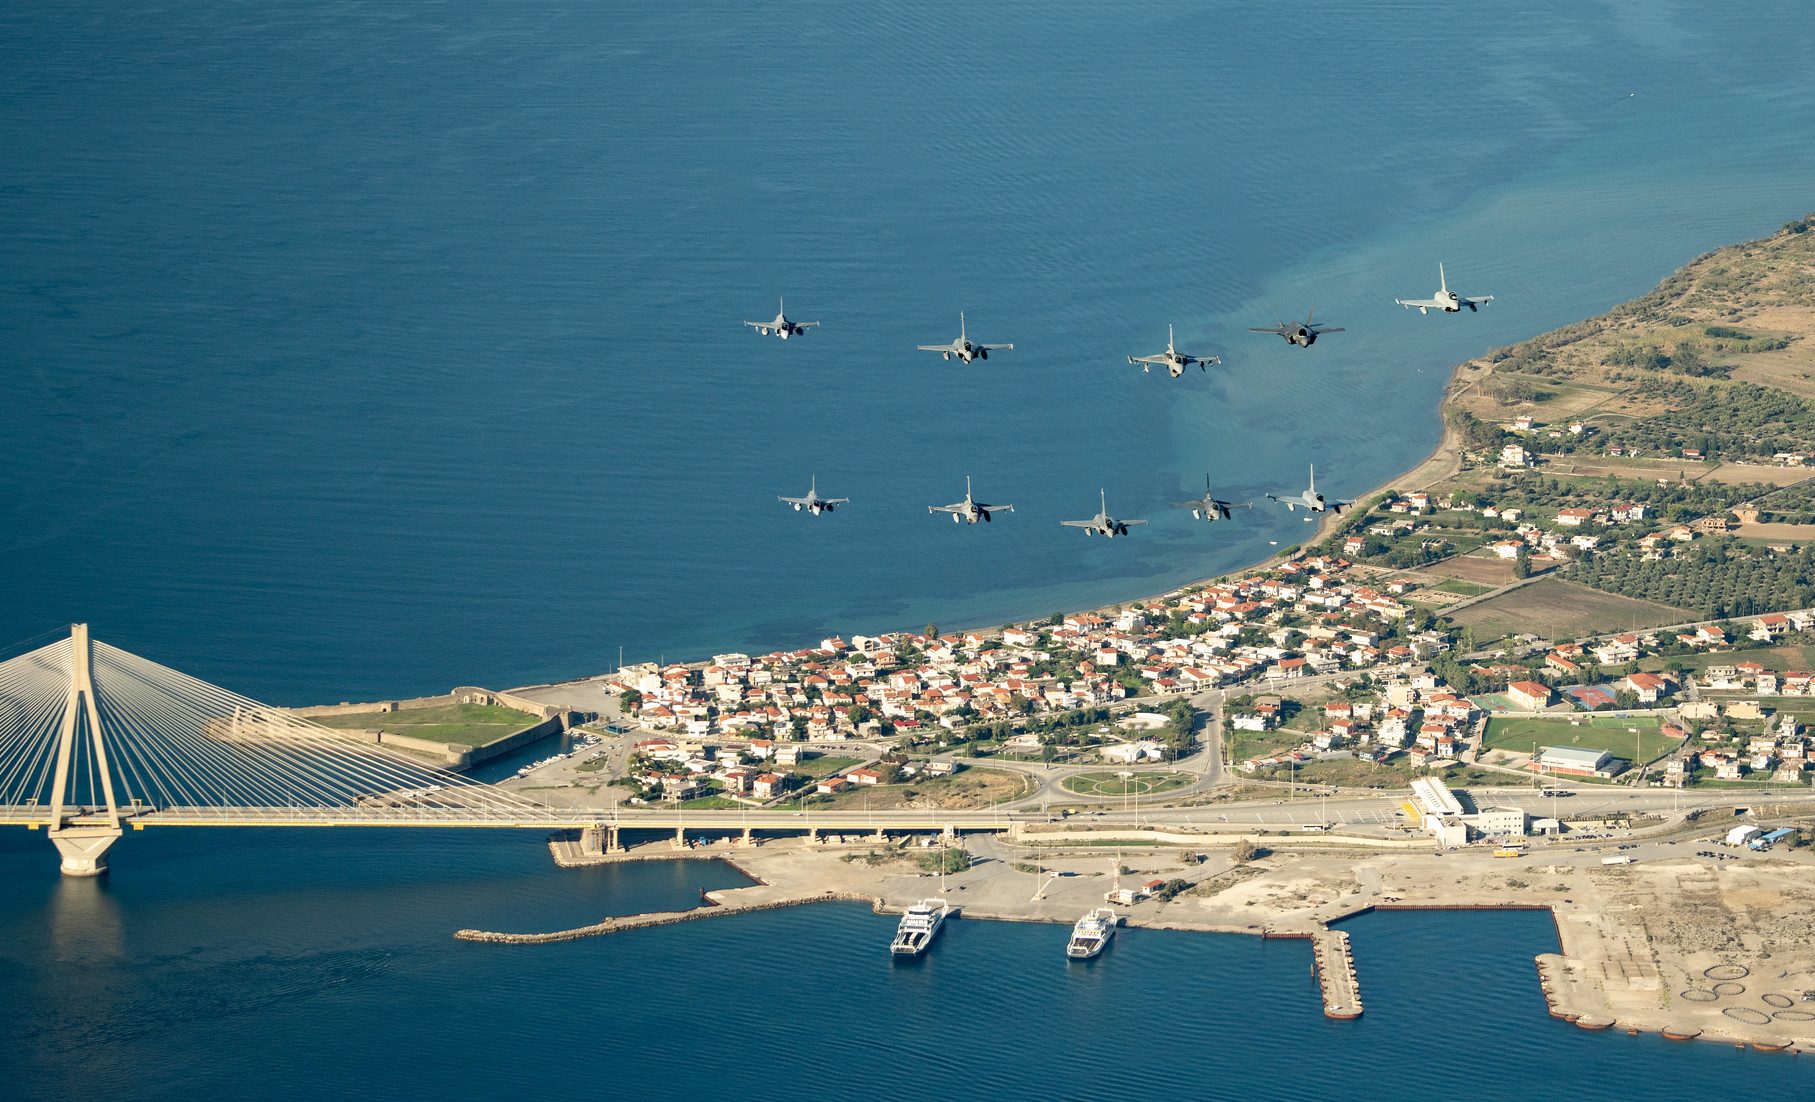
[941,825,957,845]
[806,828,819,845]
[672,826,686,850]
[741,827,754,847]
[872,828,887,844]
[50,826,121,877]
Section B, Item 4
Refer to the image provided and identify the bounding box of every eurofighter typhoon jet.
[744,297,820,339]
[778,475,848,516]
[1127,325,1221,377]
[1266,465,1350,515]
[918,312,1013,363]
[1394,263,1493,314]
[928,476,1013,524]
[1061,489,1146,537]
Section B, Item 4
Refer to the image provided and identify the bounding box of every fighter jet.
[1395,263,1493,314]
[1266,464,1349,515]
[1061,489,1146,537]
[918,312,1013,363]
[778,475,848,516]
[744,297,820,339]
[1171,476,1251,522]
[928,476,1013,524]
[1128,325,1221,377]
[1249,308,1344,347]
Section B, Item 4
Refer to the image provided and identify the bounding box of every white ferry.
[889,898,952,957]
[1065,907,1119,960]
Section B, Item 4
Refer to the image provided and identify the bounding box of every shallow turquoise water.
[3,1,1812,702]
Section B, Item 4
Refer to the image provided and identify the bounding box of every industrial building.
[1409,778,1526,846]
[1536,745,1621,778]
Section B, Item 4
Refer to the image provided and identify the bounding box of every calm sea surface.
[3,2,1814,1095]
[0,831,1804,1100]
[3,0,1813,702]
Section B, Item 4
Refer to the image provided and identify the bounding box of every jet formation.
[753,258,1497,537]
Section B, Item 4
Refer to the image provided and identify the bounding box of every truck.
[1600,855,1634,865]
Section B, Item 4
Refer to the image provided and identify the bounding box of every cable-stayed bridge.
[0,625,601,874]
[0,625,1008,876]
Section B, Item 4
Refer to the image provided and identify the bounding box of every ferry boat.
[1065,907,1119,960]
[889,898,952,957]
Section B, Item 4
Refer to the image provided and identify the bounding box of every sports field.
[1481,714,1682,764]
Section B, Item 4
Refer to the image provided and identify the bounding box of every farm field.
[1416,552,1518,587]
[1447,578,1693,641]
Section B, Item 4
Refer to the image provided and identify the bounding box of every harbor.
[448,827,1813,1053]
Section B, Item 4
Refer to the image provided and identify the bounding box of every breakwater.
[454,892,880,944]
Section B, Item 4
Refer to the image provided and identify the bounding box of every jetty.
[1311,929,1363,1019]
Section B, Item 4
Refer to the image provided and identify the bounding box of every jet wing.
[1192,354,1222,366]
[744,321,767,328]
[976,502,1012,512]
[778,495,808,505]
[1128,354,1167,366]
[796,320,822,328]
[979,343,1014,351]
[1315,327,1346,334]
[1248,325,1287,334]
[823,497,850,506]
[1462,295,1493,307]
[1170,499,1209,510]
[928,503,964,514]
[917,343,953,352]
[1120,518,1148,526]
[1060,519,1094,528]
[1394,297,1443,309]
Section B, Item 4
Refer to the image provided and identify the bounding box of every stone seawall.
[454,891,879,944]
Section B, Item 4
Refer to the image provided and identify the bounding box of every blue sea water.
[3,4,1815,1094]
[3,0,1813,703]
[0,830,1802,1100]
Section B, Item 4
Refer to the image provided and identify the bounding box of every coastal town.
[440,217,1815,1056]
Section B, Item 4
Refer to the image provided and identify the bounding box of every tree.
[1513,548,1531,579]
[1232,838,1264,864]
[924,623,938,639]
[618,688,642,710]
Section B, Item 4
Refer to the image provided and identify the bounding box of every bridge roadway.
[7,787,1811,834]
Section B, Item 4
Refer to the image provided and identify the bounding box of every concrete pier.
[1311,929,1363,1019]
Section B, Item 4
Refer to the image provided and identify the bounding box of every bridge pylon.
[47,624,122,876]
